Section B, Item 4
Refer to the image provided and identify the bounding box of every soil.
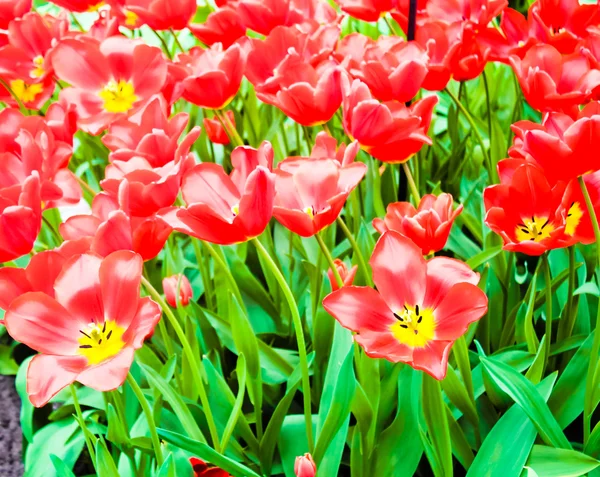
[0,374,24,476]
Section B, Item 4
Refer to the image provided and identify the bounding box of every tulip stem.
[169,28,185,54]
[251,237,314,452]
[315,233,344,288]
[402,162,421,204]
[444,87,494,181]
[70,384,97,463]
[217,109,244,146]
[126,373,164,467]
[482,70,493,154]
[557,246,577,343]
[151,29,173,60]
[578,176,600,445]
[336,217,373,287]
[542,253,552,374]
[141,276,222,452]
[202,242,246,313]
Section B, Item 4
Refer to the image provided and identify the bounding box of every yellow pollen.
[87,1,105,12]
[304,206,315,219]
[78,320,126,365]
[99,79,138,113]
[231,203,240,216]
[518,40,525,47]
[30,56,45,78]
[390,304,435,348]
[565,201,583,236]
[515,216,555,243]
[10,79,43,104]
[124,10,138,26]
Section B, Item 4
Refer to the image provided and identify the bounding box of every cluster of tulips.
[0,0,599,475]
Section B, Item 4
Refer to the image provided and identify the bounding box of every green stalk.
[402,162,421,205]
[141,276,222,452]
[251,238,314,451]
[151,30,173,60]
[126,373,164,466]
[192,239,215,311]
[217,109,244,147]
[336,216,373,287]
[169,28,185,54]
[70,384,96,463]
[202,242,246,313]
[482,69,493,154]
[542,253,553,374]
[557,246,577,342]
[445,87,494,181]
[315,233,344,288]
[0,78,27,114]
[578,176,600,445]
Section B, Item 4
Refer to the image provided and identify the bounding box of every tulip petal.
[423,257,480,310]
[76,347,134,391]
[237,166,275,239]
[433,283,489,340]
[411,340,453,380]
[27,354,87,408]
[0,267,31,311]
[122,297,162,348]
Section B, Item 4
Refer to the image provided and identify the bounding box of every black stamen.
[520,228,529,233]
[400,324,408,329]
[415,305,420,315]
[79,345,92,349]
[102,322,106,333]
[414,330,418,335]
[540,218,549,228]
[531,215,535,222]
[417,316,422,323]
[393,312,404,321]
[518,222,527,228]
[98,339,102,345]
[106,330,113,340]
[404,305,408,311]
[79,330,91,339]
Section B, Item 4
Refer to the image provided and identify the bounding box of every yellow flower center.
[10,79,43,104]
[99,80,138,113]
[390,304,435,348]
[565,201,583,236]
[124,10,138,26]
[231,203,240,216]
[304,206,315,219]
[78,320,126,365]
[30,56,45,79]
[515,216,555,243]
[87,1,105,12]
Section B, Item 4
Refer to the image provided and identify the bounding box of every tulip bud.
[294,453,316,477]
[327,259,358,292]
[203,111,235,145]
[162,274,193,307]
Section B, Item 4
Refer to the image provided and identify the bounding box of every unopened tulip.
[163,274,193,307]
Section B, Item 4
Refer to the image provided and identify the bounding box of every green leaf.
[106,403,129,446]
[49,455,77,477]
[525,335,547,385]
[446,404,474,469]
[157,428,261,477]
[481,357,571,449]
[155,453,176,477]
[466,245,503,270]
[95,437,120,477]
[16,356,34,443]
[467,374,556,477]
[422,374,453,477]
[442,365,479,429]
[526,445,600,477]
[140,363,205,442]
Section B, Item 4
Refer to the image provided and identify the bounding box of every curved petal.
[76,347,134,391]
[99,250,143,329]
[122,297,161,348]
[411,340,453,380]
[92,211,134,257]
[355,329,414,362]
[5,292,83,355]
[26,250,68,297]
[423,257,480,310]
[433,283,489,341]
[322,286,395,332]
[54,253,104,324]
[51,38,110,90]
[27,354,87,408]
[0,267,31,311]
[370,230,426,311]
[236,166,276,239]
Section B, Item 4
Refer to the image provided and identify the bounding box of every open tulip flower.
[335,0,395,23]
[5,251,161,407]
[189,7,246,49]
[51,36,167,134]
[324,231,488,380]
[373,193,463,255]
[165,142,276,244]
[342,77,437,163]
[0,0,30,29]
[123,0,197,31]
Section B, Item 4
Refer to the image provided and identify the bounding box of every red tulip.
[45,100,78,146]
[373,193,463,255]
[273,157,366,237]
[0,173,41,263]
[0,241,89,312]
[51,36,167,134]
[162,274,193,307]
[178,43,245,110]
[310,131,359,166]
[0,109,80,208]
[425,0,507,26]
[237,0,336,36]
[509,44,598,116]
[323,231,488,380]
[60,182,172,261]
[492,8,539,61]
[484,162,573,255]
[101,126,200,217]
[509,102,600,185]
[49,0,108,11]
[0,0,31,29]
[190,458,231,477]
[5,251,161,407]
[341,34,428,102]
[189,7,246,49]
[294,454,316,477]
[246,24,342,126]
[342,77,437,163]
[85,10,122,40]
[164,142,276,245]
[327,259,358,292]
[335,0,395,22]
[449,22,503,82]
[203,111,235,145]
[123,0,196,30]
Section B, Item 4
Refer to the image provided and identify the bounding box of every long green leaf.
[526,445,600,477]
[422,374,453,477]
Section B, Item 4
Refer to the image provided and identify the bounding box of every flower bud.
[162,274,193,307]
